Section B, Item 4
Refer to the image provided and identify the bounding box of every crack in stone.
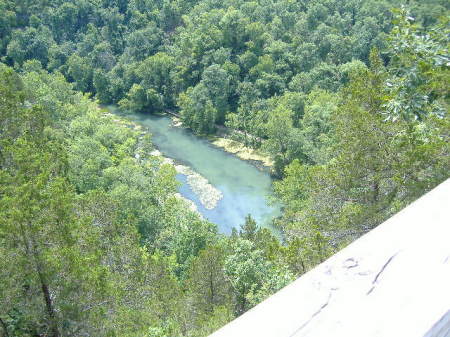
[288,292,333,337]
[343,257,359,269]
[366,251,400,295]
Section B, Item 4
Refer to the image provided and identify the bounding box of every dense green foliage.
[274,13,449,257]
[1,0,447,132]
[0,0,449,336]
[0,64,292,336]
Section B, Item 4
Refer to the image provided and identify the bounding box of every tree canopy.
[0,1,449,336]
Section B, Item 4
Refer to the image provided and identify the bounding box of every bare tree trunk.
[37,274,59,337]
[0,317,10,337]
[19,223,60,337]
[209,269,215,312]
[33,245,60,337]
[373,181,379,203]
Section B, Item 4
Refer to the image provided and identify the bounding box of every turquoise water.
[119,112,280,234]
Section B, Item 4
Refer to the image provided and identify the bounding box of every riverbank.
[170,116,274,170]
[210,137,273,168]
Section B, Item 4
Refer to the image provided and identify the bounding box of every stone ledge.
[209,179,450,337]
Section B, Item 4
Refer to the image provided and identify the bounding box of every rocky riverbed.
[150,149,223,210]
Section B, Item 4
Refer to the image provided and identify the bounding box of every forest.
[0,0,449,336]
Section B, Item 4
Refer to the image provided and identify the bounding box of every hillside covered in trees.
[0,0,449,336]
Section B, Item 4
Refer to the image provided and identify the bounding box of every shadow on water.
[113,109,281,235]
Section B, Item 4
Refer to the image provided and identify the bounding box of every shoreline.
[170,116,274,171]
[102,105,273,172]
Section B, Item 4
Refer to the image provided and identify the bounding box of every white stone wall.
[210,179,450,337]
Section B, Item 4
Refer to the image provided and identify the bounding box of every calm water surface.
[119,111,281,234]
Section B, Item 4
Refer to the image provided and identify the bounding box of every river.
[115,111,281,234]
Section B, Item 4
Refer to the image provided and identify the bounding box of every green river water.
[119,111,281,234]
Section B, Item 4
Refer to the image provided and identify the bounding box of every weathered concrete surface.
[210,179,450,337]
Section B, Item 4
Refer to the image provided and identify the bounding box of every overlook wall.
[210,179,450,337]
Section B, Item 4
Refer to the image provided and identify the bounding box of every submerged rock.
[174,164,191,175]
[174,164,223,210]
[174,193,203,218]
[186,173,222,210]
[171,116,183,127]
[162,157,174,165]
[150,149,162,156]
